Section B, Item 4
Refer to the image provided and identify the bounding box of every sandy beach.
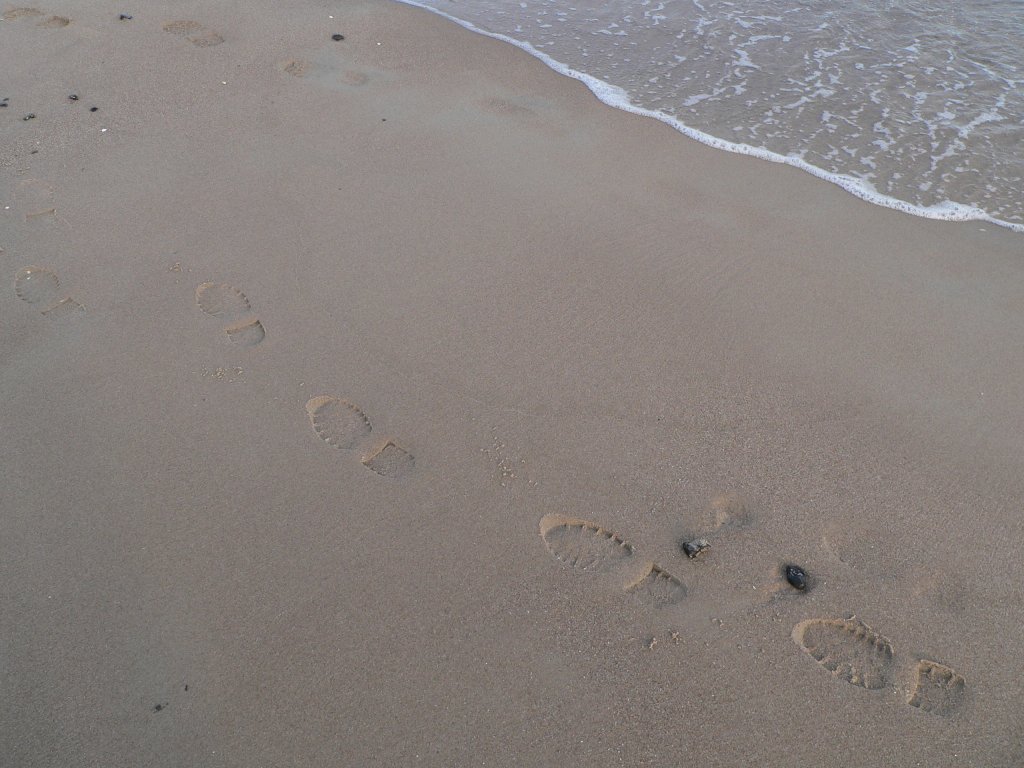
[2,1,1023,765]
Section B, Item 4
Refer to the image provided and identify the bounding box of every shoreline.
[395,0,1024,235]
[1,0,1021,765]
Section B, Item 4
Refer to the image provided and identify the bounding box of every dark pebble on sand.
[23,113,35,121]
[69,94,79,101]
[153,703,165,712]
[784,564,808,591]
[681,538,711,559]
[90,107,99,112]
[331,33,344,41]
[119,14,132,20]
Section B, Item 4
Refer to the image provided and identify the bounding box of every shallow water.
[400,0,1024,231]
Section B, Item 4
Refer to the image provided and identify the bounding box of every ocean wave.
[393,0,1024,234]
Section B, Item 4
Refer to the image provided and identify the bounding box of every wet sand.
[2,1,1022,765]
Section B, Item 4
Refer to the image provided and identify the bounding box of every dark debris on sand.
[784,563,809,591]
[681,538,711,559]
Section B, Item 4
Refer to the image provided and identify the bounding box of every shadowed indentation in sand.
[15,266,83,317]
[15,179,56,221]
[340,71,369,86]
[626,563,687,608]
[37,14,68,27]
[282,59,308,77]
[792,617,895,689]
[362,440,414,478]
[306,396,372,449]
[195,282,263,346]
[195,282,251,319]
[41,297,83,317]
[4,8,69,26]
[908,660,966,716]
[539,514,634,571]
[163,20,223,47]
[702,491,753,532]
[225,318,265,346]
[479,97,535,117]
[3,7,42,20]
[15,266,60,305]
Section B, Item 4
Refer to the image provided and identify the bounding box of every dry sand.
[2,1,1023,765]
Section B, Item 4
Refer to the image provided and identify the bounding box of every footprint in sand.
[479,97,536,118]
[626,563,688,608]
[907,659,966,716]
[306,395,414,478]
[162,20,224,47]
[792,616,967,715]
[15,266,59,304]
[41,297,84,316]
[539,514,634,571]
[14,179,58,223]
[339,71,370,87]
[361,439,415,478]
[278,61,370,82]
[3,7,69,26]
[195,282,265,347]
[306,396,372,449]
[792,617,895,690]
[281,59,309,77]
[15,266,84,317]
[701,491,754,532]
[37,12,67,27]
[538,514,686,608]
[2,7,42,20]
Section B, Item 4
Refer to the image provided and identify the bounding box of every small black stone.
[331,33,344,41]
[23,113,35,121]
[69,94,79,101]
[784,564,808,591]
[681,538,711,559]
[184,684,189,692]
[119,14,132,20]
[153,703,164,712]
[0,103,7,108]
[90,106,99,112]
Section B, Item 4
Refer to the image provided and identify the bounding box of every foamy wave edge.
[394,0,1024,235]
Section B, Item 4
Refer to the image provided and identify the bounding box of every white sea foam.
[393,0,1024,233]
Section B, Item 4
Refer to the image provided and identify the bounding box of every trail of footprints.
[14,266,84,317]
[3,7,70,28]
[540,507,965,717]
[6,16,969,724]
[306,396,414,478]
[195,282,265,346]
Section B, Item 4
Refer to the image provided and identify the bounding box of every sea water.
[397,0,1024,232]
